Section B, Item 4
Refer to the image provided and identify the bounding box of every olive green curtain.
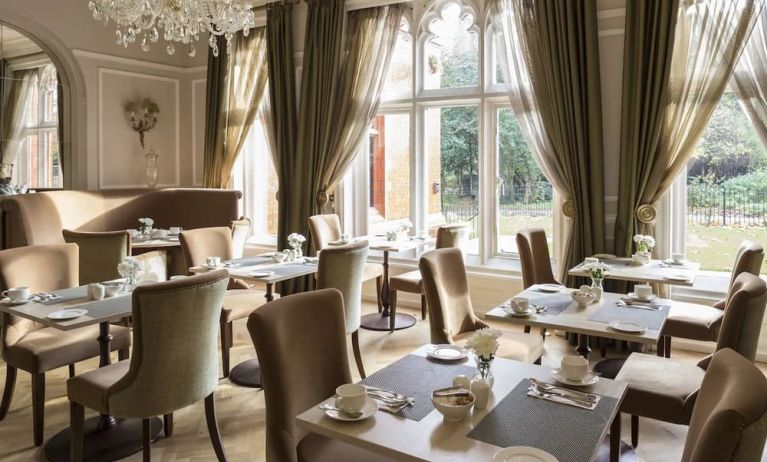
[614,0,764,258]
[732,5,767,147]
[203,28,269,188]
[489,0,605,285]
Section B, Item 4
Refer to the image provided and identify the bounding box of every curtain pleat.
[732,5,767,147]
[1,68,37,166]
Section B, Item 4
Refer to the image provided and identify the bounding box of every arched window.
[420,1,479,91]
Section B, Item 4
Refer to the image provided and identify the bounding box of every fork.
[528,387,595,407]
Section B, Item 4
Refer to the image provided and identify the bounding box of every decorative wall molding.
[191,78,206,187]
[97,68,181,189]
[74,48,206,74]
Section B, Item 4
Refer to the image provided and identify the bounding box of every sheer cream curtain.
[1,69,36,165]
[732,5,767,147]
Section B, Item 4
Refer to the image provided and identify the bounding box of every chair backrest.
[106,270,228,418]
[62,229,130,284]
[728,241,764,289]
[307,214,341,252]
[419,248,484,344]
[247,289,351,462]
[516,228,558,288]
[316,241,368,334]
[713,272,767,362]
[230,217,251,259]
[682,348,767,462]
[436,224,470,250]
[179,227,234,268]
[0,243,79,350]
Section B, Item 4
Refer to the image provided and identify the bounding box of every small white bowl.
[272,253,287,263]
[432,392,475,422]
[571,291,595,308]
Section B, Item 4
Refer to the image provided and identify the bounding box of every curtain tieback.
[562,199,576,218]
[316,190,330,206]
[636,204,658,223]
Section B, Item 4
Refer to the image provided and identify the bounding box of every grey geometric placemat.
[587,302,670,330]
[468,379,618,462]
[526,293,573,316]
[268,262,315,277]
[226,256,274,267]
[359,354,475,421]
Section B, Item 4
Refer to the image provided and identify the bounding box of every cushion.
[297,432,397,462]
[663,302,724,341]
[67,360,130,414]
[615,353,705,424]
[454,330,544,364]
[5,324,131,374]
[222,289,271,323]
[390,270,423,294]
[363,263,383,282]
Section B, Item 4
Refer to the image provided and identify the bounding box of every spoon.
[529,378,598,401]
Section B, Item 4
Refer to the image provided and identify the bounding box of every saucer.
[536,284,561,293]
[664,274,691,282]
[551,368,599,387]
[250,271,275,278]
[626,292,658,302]
[322,396,378,422]
[1,298,29,306]
[503,306,534,317]
[493,447,558,462]
[203,263,224,270]
[426,344,468,362]
[47,309,88,320]
[663,259,687,266]
[608,321,647,334]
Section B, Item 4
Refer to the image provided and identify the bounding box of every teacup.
[561,355,589,381]
[87,283,105,301]
[206,256,222,268]
[104,283,122,298]
[271,252,287,263]
[634,284,653,300]
[510,296,530,313]
[169,226,182,235]
[340,233,351,243]
[671,252,685,264]
[154,229,169,239]
[2,287,30,303]
[335,383,367,413]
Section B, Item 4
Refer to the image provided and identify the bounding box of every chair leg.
[204,393,228,462]
[32,373,45,446]
[664,336,671,358]
[220,320,231,378]
[351,331,366,379]
[68,364,75,378]
[118,349,129,361]
[420,294,427,320]
[70,402,85,462]
[656,336,665,357]
[600,338,607,358]
[375,276,383,313]
[609,413,621,462]
[540,328,547,340]
[0,365,17,420]
[142,418,151,462]
[163,413,174,438]
[524,326,531,334]
[631,414,639,448]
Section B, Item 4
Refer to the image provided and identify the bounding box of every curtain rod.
[254,0,302,12]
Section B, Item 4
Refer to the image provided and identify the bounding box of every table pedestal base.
[594,358,627,380]
[229,358,262,388]
[45,416,163,462]
[359,313,417,332]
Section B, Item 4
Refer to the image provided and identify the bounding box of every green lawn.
[687,224,767,274]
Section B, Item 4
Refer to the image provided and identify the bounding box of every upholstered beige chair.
[62,229,131,284]
[615,272,767,448]
[308,214,383,312]
[316,241,369,378]
[247,289,396,462]
[180,227,268,377]
[389,224,470,321]
[419,248,544,363]
[516,228,559,288]
[67,271,229,461]
[0,244,131,446]
[662,241,764,357]
[133,250,168,282]
[230,217,251,259]
[681,348,767,462]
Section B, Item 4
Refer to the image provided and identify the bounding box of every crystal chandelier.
[88,0,256,57]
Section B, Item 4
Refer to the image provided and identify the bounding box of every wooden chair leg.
[600,338,607,358]
[142,418,152,462]
[163,413,174,437]
[420,294,427,320]
[205,393,228,462]
[68,364,76,378]
[524,326,531,334]
[0,365,17,420]
[656,336,665,357]
[609,413,621,462]
[70,401,85,462]
[32,373,45,446]
[540,328,547,340]
[118,349,129,361]
[631,414,639,448]
[664,336,671,358]
[375,276,384,313]
[389,290,397,332]
[351,331,366,379]
[220,320,231,378]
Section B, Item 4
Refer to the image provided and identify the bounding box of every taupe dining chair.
[516,228,560,288]
[308,214,383,312]
[389,224,469,321]
[419,248,544,363]
[230,217,251,259]
[180,227,268,377]
[681,348,767,462]
[0,243,131,446]
[615,272,767,448]
[662,240,764,357]
[316,241,369,378]
[67,270,230,462]
[62,229,131,284]
[247,289,397,462]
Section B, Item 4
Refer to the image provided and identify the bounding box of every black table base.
[228,358,262,388]
[45,416,163,462]
[360,312,417,331]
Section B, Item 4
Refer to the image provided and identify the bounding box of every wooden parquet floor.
[1,302,766,461]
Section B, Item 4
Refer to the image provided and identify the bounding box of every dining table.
[190,255,319,389]
[567,257,700,286]
[0,284,162,462]
[296,344,630,462]
[130,235,181,251]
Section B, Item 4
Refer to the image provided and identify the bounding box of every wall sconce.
[126,98,159,149]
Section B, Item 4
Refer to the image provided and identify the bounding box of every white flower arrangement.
[138,217,154,234]
[287,233,306,250]
[117,256,144,284]
[633,234,655,255]
[583,261,610,279]
[464,329,501,360]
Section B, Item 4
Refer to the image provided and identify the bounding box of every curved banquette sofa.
[0,188,242,249]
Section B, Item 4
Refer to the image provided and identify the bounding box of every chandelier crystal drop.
[88,0,255,57]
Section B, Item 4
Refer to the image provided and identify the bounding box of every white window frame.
[18,65,61,189]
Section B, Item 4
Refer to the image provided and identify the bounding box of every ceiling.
[0,23,43,60]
